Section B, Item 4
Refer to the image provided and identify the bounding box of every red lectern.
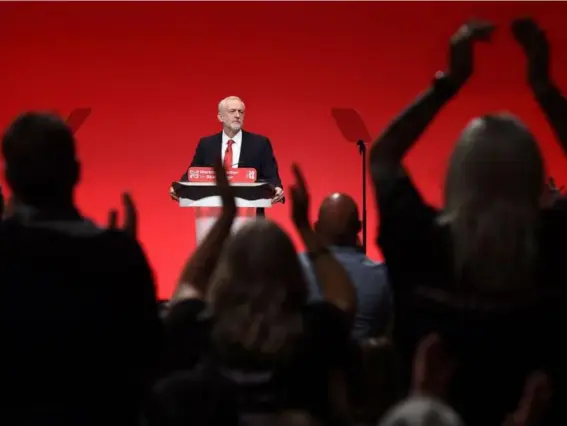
[173,167,273,244]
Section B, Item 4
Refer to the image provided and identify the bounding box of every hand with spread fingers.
[511,17,550,91]
[107,192,138,238]
[447,19,495,88]
[290,163,311,230]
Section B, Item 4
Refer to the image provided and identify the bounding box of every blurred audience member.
[152,162,356,426]
[370,17,566,426]
[0,112,162,426]
[299,193,392,339]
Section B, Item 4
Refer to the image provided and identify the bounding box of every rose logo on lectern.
[247,170,256,180]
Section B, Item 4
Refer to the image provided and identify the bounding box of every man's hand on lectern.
[214,159,237,217]
[272,187,284,204]
[107,192,138,238]
[170,186,179,201]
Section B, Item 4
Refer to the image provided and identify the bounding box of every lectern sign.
[188,167,257,183]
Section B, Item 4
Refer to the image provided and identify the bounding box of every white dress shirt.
[221,130,242,167]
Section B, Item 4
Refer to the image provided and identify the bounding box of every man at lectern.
[170,96,284,214]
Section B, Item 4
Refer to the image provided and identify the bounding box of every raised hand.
[107,192,137,238]
[447,19,495,88]
[213,157,237,217]
[290,163,310,230]
[412,333,457,400]
[511,18,550,90]
[503,371,552,426]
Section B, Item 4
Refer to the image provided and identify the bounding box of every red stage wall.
[0,2,566,298]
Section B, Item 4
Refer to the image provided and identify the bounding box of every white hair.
[379,396,464,426]
[218,96,245,113]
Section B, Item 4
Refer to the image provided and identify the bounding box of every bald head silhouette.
[314,193,361,247]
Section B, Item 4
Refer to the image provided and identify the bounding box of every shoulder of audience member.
[297,251,310,264]
[361,257,388,272]
[102,228,151,262]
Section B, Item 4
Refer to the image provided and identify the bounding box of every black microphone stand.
[357,140,367,254]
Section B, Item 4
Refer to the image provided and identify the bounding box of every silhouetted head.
[314,193,361,247]
[2,112,79,208]
[440,113,544,294]
[207,219,308,365]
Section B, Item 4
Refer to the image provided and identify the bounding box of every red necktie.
[224,139,234,169]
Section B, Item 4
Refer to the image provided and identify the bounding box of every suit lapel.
[238,130,252,167]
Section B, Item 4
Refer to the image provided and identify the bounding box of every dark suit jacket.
[179,130,283,216]
[180,130,282,188]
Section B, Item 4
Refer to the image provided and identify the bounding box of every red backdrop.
[1,2,566,298]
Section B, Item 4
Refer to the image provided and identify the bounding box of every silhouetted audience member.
[0,112,163,425]
[299,193,392,339]
[370,18,567,426]
[151,162,356,426]
[380,333,551,426]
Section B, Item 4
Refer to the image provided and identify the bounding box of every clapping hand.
[447,19,494,88]
[511,18,550,90]
[107,192,137,238]
[290,163,310,230]
[503,371,552,426]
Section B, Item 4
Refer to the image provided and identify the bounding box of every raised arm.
[171,159,237,303]
[290,164,357,316]
[512,18,567,154]
[369,21,494,179]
